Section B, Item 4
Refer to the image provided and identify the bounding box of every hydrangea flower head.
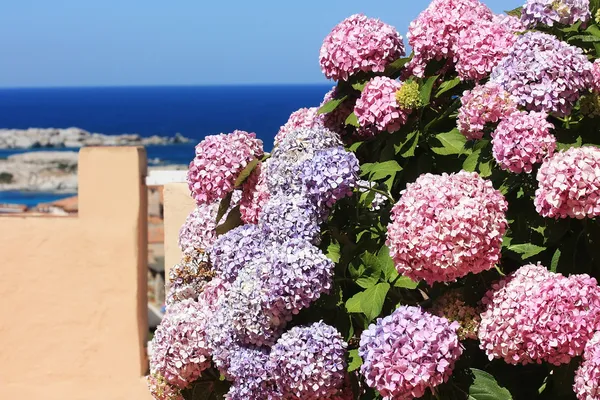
[592,59,600,92]
[320,14,405,81]
[354,77,410,134]
[240,163,270,224]
[149,299,211,388]
[492,111,556,174]
[574,331,600,400]
[479,264,600,365]
[178,202,219,254]
[274,107,324,146]
[534,146,600,219]
[395,81,423,109]
[259,193,322,244]
[209,223,265,282]
[387,171,508,285]
[408,0,492,74]
[269,322,347,400]
[522,0,590,27]
[455,19,517,81]
[457,83,517,140]
[359,306,463,399]
[187,130,263,204]
[491,31,593,116]
[225,346,279,400]
[492,13,527,32]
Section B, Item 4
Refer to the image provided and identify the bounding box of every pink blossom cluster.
[149,299,212,388]
[491,13,527,32]
[187,130,263,205]
[386,171,508,285]
[457,83,517,140]
[574,331,600,400]
[592,59,600,92]
[319,14,405,81]
[359,306,463,399]
[178,202,219,254]
[407,0,493,76]
[479,264,600,365]
[354,77,409,134]
[492,111,556,174]
[240,163,269,224]
[534,146,600,219]
[454,19,517,81]
[274,107,324,146]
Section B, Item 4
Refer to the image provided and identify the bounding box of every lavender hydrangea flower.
[209,224,266,282]
[491,31,593,117]
[259,193,322,244]
[522,0,590,27]
[269,322,348,400]
[225,346,280,399]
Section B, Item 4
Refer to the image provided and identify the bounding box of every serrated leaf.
[505,6,523,17]
[377,246,397,282]
[431,129,469,155]
[395,130,420,158]
[326,242,341,263]
[348,349,363,372]
[345,112,359,127]
[468,369,513,400]
[383,56,412,75]
[215,205,242,235]
[394,276,419,289]
[355,267,381,289]
[436,77,461,98]
[556,136,582,151]
[349,141,364,152]
[420,75,439,107]
[317,95,348,115]
[361,160,402,181]
[215,191,233,224]
[508,243,547,259]
[479,160,492,177]
[234,158,259,187]
[463,149,481,172]
[346,283,390,321]
[587,24,600,38]
[551,248,561,272]
[352,81,367,91]
[569,34,600,42]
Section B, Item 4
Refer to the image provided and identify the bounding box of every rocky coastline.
[0,127,190,149]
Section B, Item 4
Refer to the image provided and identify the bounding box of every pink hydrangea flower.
[359,306,463,399]
[454,19,517,81]
[574,331,600,400]
[386,171,508,285]
[149,299,212,388]
[354,77,409,134]
[457,83,517,140]
[408,0,492,75]
[479,264,600,365]
[492,13,527,32]
[492,111,556,174]
[274,107,324,146]
[178,202,219,254]
[320,14,405,81]
[187,130,263,205]
[534,146,600,219]
[240,163,269,224]
[592,59,600,92]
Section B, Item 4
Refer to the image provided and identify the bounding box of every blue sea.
[0,85,331,205]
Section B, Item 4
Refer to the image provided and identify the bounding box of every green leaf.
[349,141,364,152]
[568,34,600,43]
[383,56,412,75]
[436,77,461,98]
[478,160,492,178]
[345,112,359,127]
[508,243,547,259]
[346,283,390,321]
[317,95,348,115]
[234,158,259,187]
[505,6,523,17]
[352,80,367,92]
[348,349,363,372]
[587,24,600,38]
[431,129,469,156]
[360,160,402,189]
[419,75,439,107]
[463,149,481,172]
[355,267,381,289]
[394,276,419,289]
[215,191,233,224]
[556,136,582,151]
[377,246,397,282]
[468,369,513,400]
[215,205,242,235]
[395,131,420,158]
[592,0,600,14]
[326,242,341,263]
[551,248,561,273]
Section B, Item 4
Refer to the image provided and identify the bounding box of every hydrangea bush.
[149,0,600,398]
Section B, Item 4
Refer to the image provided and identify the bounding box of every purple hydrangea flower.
[522,0,590,27]
[269,322,348,400]
[259,193,322,244]
[225,346,280,399]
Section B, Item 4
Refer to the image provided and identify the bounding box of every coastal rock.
[0,127,191,149]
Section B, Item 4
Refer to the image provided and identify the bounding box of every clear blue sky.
[0,0,523,88]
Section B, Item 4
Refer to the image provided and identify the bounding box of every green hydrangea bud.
[395,81,423,110]
[580,94,600,118]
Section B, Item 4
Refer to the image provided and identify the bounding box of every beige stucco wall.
[163,183,195,280]
[0,147,151,400]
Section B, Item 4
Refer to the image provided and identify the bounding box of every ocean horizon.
[0,84,332,205]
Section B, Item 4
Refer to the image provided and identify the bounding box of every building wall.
[163,183,195,280]
[0,147,151,400]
